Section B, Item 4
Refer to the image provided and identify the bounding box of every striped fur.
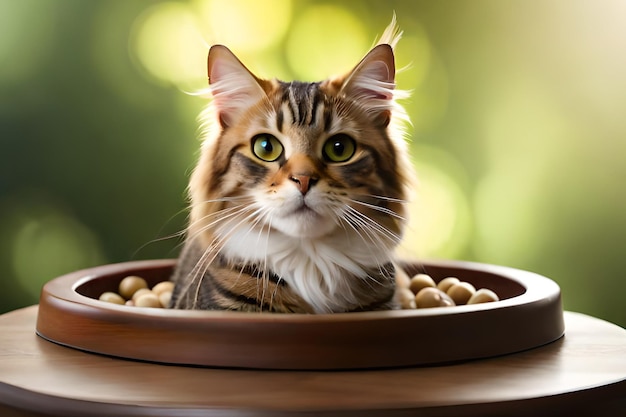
[170,18,415,313]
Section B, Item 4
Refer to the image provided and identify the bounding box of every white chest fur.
[219,226,395,313]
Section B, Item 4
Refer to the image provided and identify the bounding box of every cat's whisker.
[189,202,253,226]
[175,242,215,309]
[228,209,274,311]
[257,210,278,312]
[338,210,393,274]
[347,198,406,221]
[187,195,255,208]
[183,204,255,248]
[173,206,246,252]
[238,207,274,312]
[358,194,409,204]
[340,211,401,286]
[133,228,188,259]
[344,205,402,245]
[183,196,256,232]
[265,213,282,312]
[132,198,207,258]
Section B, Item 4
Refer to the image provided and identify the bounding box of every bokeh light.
[400,146,472,260]
[132,2,208,89]
[1,197,105,298]
[194,0,292,53]
[286,5,368,80]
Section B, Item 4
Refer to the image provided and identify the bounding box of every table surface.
[0,306,624,417]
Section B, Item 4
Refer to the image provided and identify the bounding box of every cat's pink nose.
[290,175,318,195]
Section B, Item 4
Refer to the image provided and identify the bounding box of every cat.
[169,17,415,313]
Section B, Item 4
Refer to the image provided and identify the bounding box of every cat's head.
[188,22,414,255]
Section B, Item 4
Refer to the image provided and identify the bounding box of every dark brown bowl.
[36,259,564,370]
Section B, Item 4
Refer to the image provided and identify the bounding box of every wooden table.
[0,306,624,416]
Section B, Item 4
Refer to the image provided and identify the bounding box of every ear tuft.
[338,44,396,108]
[207,45,266,128]
[377,12,402,49]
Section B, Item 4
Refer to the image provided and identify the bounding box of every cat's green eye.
[323,134,356,163]
[252,134,283,162]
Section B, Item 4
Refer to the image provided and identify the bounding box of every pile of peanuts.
[98,276,174,308]
[396,271,499,309]
[98,273,498,311]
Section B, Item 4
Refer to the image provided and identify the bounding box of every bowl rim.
[36,258,565,369]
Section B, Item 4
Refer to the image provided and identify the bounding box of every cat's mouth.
[292,202,319,216]
[271,200,335,238]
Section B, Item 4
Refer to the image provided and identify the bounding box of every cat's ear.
[208,45,267,128]
[335,44,396,125]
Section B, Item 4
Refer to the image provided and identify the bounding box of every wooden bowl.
[36,259,564,370]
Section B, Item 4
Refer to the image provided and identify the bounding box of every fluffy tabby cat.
[169,19,415,313]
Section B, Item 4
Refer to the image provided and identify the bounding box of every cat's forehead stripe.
[323,104,333,133]
[276,108,284,133]
[287,87,299,124]
[279,81,323,128]
[309,84,321,127]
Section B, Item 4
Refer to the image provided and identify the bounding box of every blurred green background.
[1,0,624,327]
